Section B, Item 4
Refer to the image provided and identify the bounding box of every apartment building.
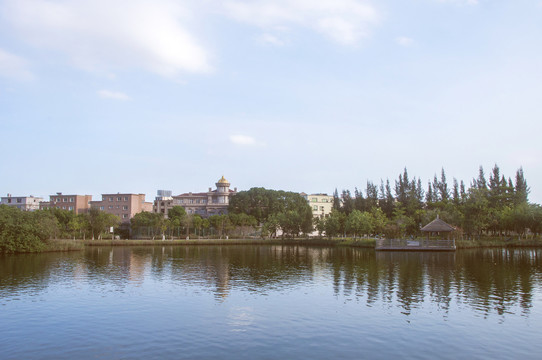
[40,193,92,214]
[90,193,153,223]
[0,194,43,211]
[301,193,334,218]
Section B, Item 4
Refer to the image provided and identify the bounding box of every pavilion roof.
[421,218,455,232]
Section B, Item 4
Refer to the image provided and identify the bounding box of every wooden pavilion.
[375,216,456,251]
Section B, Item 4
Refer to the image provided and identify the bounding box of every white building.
[154,176,237,218]
[1,194,43,211]
[301,193,334,218]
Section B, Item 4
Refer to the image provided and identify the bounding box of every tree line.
[320,165,541,239]
[0,206,119,253]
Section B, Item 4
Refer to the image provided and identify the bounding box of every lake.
[1,245,542,359]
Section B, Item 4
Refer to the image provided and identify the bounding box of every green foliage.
[0,205,58,253]
[229,187,313,237]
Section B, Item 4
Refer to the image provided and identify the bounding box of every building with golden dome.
[153,176,237,218]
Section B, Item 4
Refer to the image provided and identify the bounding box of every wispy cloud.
[437,0,479,5]
[230,134,259,146]
[223,0,379,45]
[3,0,211,78]
[0,48,33,81]
[258,33,286,46]
[97,90,131,101]
[396,36,414,47]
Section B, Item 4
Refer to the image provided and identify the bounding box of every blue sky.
[1,0,541,204]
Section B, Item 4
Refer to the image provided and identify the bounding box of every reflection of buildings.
[1,194,43,211]
[154,176,237,218]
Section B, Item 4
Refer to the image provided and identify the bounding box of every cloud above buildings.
[0,48,33,81]
[97,90,131,101]
[436,0,479,5]
[2,0,211,78]
[396,36,414,47]
[229,134,260,146]
[223,0,379,45]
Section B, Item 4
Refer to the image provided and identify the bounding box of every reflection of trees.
[1,246,541,317]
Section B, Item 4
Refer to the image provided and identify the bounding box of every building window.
[313,205,318,211]
[17,198,22,203]
[123,206,128,210]
[7,199,11,203]
[117,197,122,201]
[62,206,66,210]
[109,197,113,201]
[124,196,128,201]
[100,206,104,210]
[70,198,74,202]
[69,206,73,211]
[312,198,317,202]
[108,205,113,209]
[123,214,128,219]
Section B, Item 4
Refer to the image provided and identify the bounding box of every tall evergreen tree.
[514,167,529,204]
[438,168,449,202]
[477,166,487,190]
[332,188,341,211]
[452,178,460,205]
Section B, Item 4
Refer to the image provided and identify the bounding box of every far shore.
[38,236,542,251]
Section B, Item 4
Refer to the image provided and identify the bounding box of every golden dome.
[217,176,229,184]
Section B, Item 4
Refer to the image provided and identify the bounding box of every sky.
[1,0,541,204]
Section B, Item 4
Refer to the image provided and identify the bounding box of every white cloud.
[3,0,211,78]
[230,134,258,146]
[437,0,479,5]
[0,48,33,81]
[258,33,286,46]
[97,90,131,101]
[396,36,414,47]
[223,0,379,45]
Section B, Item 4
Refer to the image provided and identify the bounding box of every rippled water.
[1,246,542,359]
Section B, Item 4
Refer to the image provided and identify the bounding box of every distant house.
[154,176,237,218]
[90,193,153,223]
[39,193,92,214]
[301,193,334,219]
[0,194,43,211]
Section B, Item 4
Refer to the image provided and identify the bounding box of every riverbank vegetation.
[0,206,118,253]
[321,165,541,241]
[2,164,542,253]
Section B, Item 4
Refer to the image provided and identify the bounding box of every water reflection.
[1,246,541,317]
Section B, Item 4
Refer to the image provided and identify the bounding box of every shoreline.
[74,237,542,249]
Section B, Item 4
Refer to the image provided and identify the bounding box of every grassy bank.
[79,236,541,249]
[456,237,542,249]
[80,237,376,248]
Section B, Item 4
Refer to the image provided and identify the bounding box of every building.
[301,193,334,219]
[0,194,43,211]
[154,176,237,218]
[39,193,92,214]
[90,193,153,223]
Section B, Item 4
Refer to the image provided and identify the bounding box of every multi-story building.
[40,193,92,214]
[302,193,334,219]
[0,194,43,211]
[90,193,153,223]
[154,176,237,218]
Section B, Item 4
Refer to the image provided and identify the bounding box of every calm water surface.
[1,246,542,359]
